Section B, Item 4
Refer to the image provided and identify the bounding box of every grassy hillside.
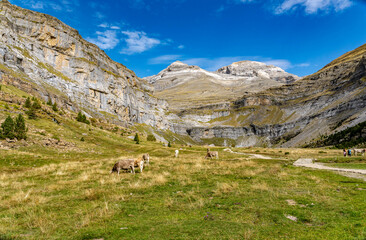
[1,84,366,239]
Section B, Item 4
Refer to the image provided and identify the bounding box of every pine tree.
[52,102,58,112]
[14,114,27,140]
[32,99,41,110]
[168,141,172,147]
[76,112,83,122]
[26,107,37,120]
[134,133,140,144]
[1,116,15,139]
[47,98,52,106]
[24,97,31,108]
[76,112,90,124]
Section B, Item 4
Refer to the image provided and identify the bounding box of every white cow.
[175,149,179,158]
[353,149,365,156]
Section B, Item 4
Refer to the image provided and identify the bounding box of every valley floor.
[1,140,366,239]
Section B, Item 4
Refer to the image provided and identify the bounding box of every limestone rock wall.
[0,1,169,128]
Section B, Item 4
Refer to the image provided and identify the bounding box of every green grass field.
[1,86,366,239]
[1,139,366,239]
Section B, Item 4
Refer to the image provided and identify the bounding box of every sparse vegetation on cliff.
[311,121,366,148]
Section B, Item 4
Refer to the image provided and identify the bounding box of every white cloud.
[149,55,182,64]
[178,45,185,49]
[275,0,352,14]
[98,23,121,30]
[263,59,292,70]
[234,0,352,14]
[94,12,105,19]
[30,1,44,9]
[13,0,78,12]
[86,30,120,50]
[120,31,161,55]
[98,23,109,28]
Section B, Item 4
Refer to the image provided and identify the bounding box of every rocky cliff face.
[183,45,366,147]
[0,0,169,128]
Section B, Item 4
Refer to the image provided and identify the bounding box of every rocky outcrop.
[217,61,298,84]
[0,0,169,128]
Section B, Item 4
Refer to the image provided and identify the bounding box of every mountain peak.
[169,60,187,66]
[217,60,298,83]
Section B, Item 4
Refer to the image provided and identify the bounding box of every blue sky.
[9,0,366,77]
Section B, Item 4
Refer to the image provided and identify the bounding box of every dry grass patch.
[214,182,239,196]
[251,181,269,191]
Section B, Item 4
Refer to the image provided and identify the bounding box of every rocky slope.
[180,44,366,147]
[0,0,168,129]
[145,61,298,111]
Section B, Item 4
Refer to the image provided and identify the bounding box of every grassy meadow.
[1,85,366,239]
[1,134,366,239]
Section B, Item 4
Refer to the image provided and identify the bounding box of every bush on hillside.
[147,134,156,142]
[76,112,90,125]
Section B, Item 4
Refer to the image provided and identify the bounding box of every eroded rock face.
[217,61,298,84]
[0,1,169,128]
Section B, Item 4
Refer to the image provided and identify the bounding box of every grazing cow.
[134,158,144,173]
[353,148,365,156]
[205,148,219,159]
[175,149,179,158]
[142,153,150,165]
[111,159,135,175]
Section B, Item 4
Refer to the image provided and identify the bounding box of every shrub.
[52,102,58,112]
[168,141,172,147]
[26,107,37,120]
[32,99,41,110]
[81,137,85,142]
[76,112,90,124]
[24,97,31,108]
[47,98,52,106]
[285,152,290,155]
[52,135,60,142]
[147,134,156,142]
